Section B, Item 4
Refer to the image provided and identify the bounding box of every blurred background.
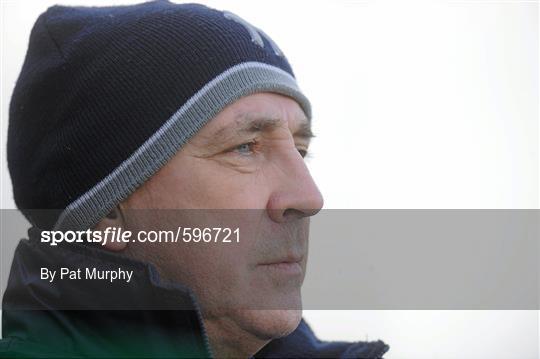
[1,0,538,358]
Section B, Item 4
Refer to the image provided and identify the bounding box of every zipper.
[188,290,214,358]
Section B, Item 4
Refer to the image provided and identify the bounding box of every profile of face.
[97,92,323,355]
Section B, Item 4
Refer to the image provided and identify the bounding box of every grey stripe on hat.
[53,61,311,231]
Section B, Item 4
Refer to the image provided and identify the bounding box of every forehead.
[198,92,309,135]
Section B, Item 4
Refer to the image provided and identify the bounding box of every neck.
[204,317,269,358]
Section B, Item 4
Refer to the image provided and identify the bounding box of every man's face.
[122,92,323,340]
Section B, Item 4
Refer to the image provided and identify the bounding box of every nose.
[266,150,324,223]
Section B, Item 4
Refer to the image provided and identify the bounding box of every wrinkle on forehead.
[199,113,312,146]
[189,93,313,150]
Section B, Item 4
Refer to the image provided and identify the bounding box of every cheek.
[176,161,271,209]
[138,210,265,309]
[160,236,258,316]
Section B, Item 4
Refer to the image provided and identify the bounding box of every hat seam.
[42,7,67,62]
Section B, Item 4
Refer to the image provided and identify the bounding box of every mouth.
[258,255,303,276]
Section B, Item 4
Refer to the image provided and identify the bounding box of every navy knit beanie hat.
[8,0,311,231]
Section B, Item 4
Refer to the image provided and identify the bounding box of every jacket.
[0,227,390,358]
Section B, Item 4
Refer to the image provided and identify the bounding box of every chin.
[236,309,302,341]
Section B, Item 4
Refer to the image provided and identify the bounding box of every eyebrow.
[294,120,315,140]
[210,114,315,145]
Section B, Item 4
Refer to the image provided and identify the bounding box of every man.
[2,1,389,357]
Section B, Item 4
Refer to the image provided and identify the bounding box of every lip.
[258,255,303,275]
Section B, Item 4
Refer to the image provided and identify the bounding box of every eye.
[232,140,257,155]
[298,148,308,158]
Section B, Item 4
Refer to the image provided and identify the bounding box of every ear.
[93,205,128,252]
